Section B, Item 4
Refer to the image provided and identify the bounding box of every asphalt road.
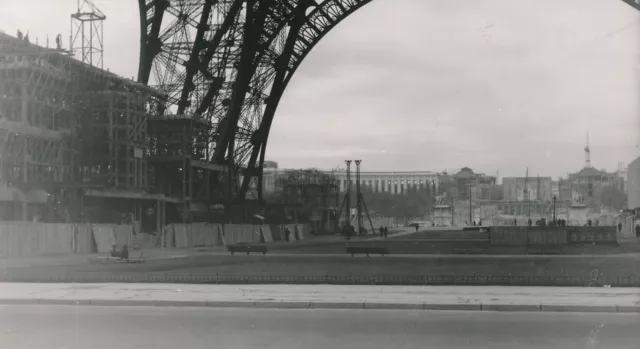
[0,306,637,348]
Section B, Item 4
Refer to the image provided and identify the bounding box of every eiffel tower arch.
[137,0,640,202]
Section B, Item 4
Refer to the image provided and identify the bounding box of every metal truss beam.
[620,0,640,12]
[138,0,168,84]
[238,0,313,200]
[137,0,377,203]
[237,0,372,200]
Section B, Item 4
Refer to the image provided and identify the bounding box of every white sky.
[1,0,639,178]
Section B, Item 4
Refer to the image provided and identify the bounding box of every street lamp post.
[469,184,472,225]
[552,195,557,225]
[451,195,455,227]
[345,160,352,234]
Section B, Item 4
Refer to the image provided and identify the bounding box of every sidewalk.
[0,283,638,313]
[130,246,640,260]
[152,245,640,259]
[0,248,213,268]
[2,248,640,269]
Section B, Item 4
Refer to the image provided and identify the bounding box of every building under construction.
[0,32,226,232]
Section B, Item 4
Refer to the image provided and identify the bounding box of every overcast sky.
[1,0,639,178]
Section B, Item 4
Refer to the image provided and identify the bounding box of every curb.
[0,299,637,313]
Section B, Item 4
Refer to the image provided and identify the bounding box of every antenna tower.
[70,0,106,68]
[524,167,531,218]
[584,132,591,168]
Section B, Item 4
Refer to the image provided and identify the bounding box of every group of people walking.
[378,226,389,239]
[341,224,391,240]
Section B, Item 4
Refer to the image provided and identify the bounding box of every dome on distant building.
[455,167,475,178]
[263,161,278,169]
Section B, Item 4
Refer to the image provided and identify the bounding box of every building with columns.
[258,162,439,196]
[330,170,439,194]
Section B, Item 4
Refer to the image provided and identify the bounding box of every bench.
[450,248,485,255]
[462,227,490,233]
[227,244,268,256]
[88,251,145,264]
[346,246,388,257]
[526,245,564,255]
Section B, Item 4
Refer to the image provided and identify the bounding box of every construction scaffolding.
[148,113,223,223]
[77,90,148,190]
[0,32,169,230]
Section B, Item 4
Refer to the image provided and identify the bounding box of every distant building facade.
[450,167,498,201]
[502,177,553,202]
[627,156,640,210]
[259,162,439,196]
[261,161,281,194]
[567,167,620,196]
[615,161,627,192]
[332,170,439,195]
[551,180,560,199]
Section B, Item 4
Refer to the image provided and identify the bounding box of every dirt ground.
[4,254,638,286]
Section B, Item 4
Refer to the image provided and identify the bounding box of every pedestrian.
[617,223,622,233]
[514,219,517,226]
[379,226,384,237]
[635,224,640,239]
[384,226,388,239]
[284,227,290,242]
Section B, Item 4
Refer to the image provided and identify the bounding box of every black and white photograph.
[0,0,638,348]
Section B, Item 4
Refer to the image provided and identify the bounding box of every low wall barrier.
[92,224,133,253]
[0,222,140,257]
[526,228,567,245]
[0,222,76,257]
[490,226,619,246]
[489,227,528,245]
[163,223,223,248]
[270,224,283,241]
[1,218,376,257]
[567,226,618,245]
[133,233,159,250]
[260,226,273,243]
[490,226,567,246]
[2,273,638,287]
[223,224,257,245]
[162,223,279,248]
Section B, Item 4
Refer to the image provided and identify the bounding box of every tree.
[598,186,626,211]
[265,168,338,221]
[359,183,434,221]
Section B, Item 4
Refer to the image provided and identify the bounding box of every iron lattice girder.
[620,0,640,12]
[137,0,375,201]
[237,0,372,198]
[284,0,372,87]
[239,0,314,198]
[210,0,274,165]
